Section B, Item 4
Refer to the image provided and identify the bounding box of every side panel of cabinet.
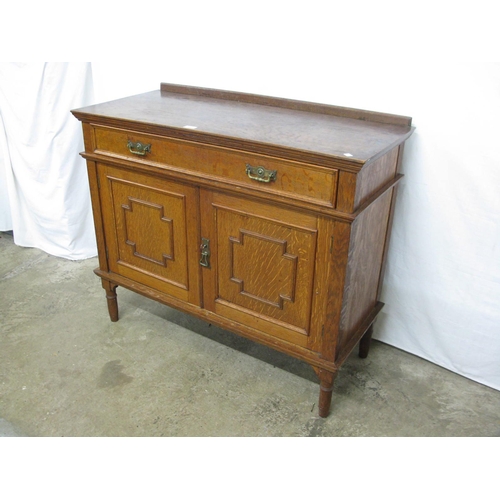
[338,188,393,354]
[200,189,328,348]
[97,164,202,306]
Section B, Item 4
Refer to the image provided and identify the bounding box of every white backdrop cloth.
[0,63,96,259]
[372,64,500,393]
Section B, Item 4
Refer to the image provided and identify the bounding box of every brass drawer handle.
[127,140,151,156]
[245,163,277,183]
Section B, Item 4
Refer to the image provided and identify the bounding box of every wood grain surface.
[72,83,415,417]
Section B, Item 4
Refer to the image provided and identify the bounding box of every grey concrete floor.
[1,231,499,437]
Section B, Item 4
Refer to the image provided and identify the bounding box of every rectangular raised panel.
[114,183,185,286]
[92,125,338,207]
[98,164,201,305]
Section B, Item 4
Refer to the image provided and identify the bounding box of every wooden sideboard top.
[72,83,414,169]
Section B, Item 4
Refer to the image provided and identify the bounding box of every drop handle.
[246,163,277,183]
[200,238,210,268]
[127,140,152,156]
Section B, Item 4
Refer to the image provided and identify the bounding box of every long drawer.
[92,125,338,207]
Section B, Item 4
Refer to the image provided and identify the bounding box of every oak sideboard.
[72,83,414,417]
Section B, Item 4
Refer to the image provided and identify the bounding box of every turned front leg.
[102,280,119,322]
[359,324,374,359]
[313,368,337,418]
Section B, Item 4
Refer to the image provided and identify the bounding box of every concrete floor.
[1,231,499,437]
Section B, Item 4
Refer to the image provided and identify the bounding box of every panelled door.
[98,164,202,306]
[200,189,327,348]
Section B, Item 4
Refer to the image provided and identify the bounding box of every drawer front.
[92,125,338,207]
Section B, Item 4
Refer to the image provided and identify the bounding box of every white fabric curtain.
[0,62,96,260]
[373,64,500,392]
